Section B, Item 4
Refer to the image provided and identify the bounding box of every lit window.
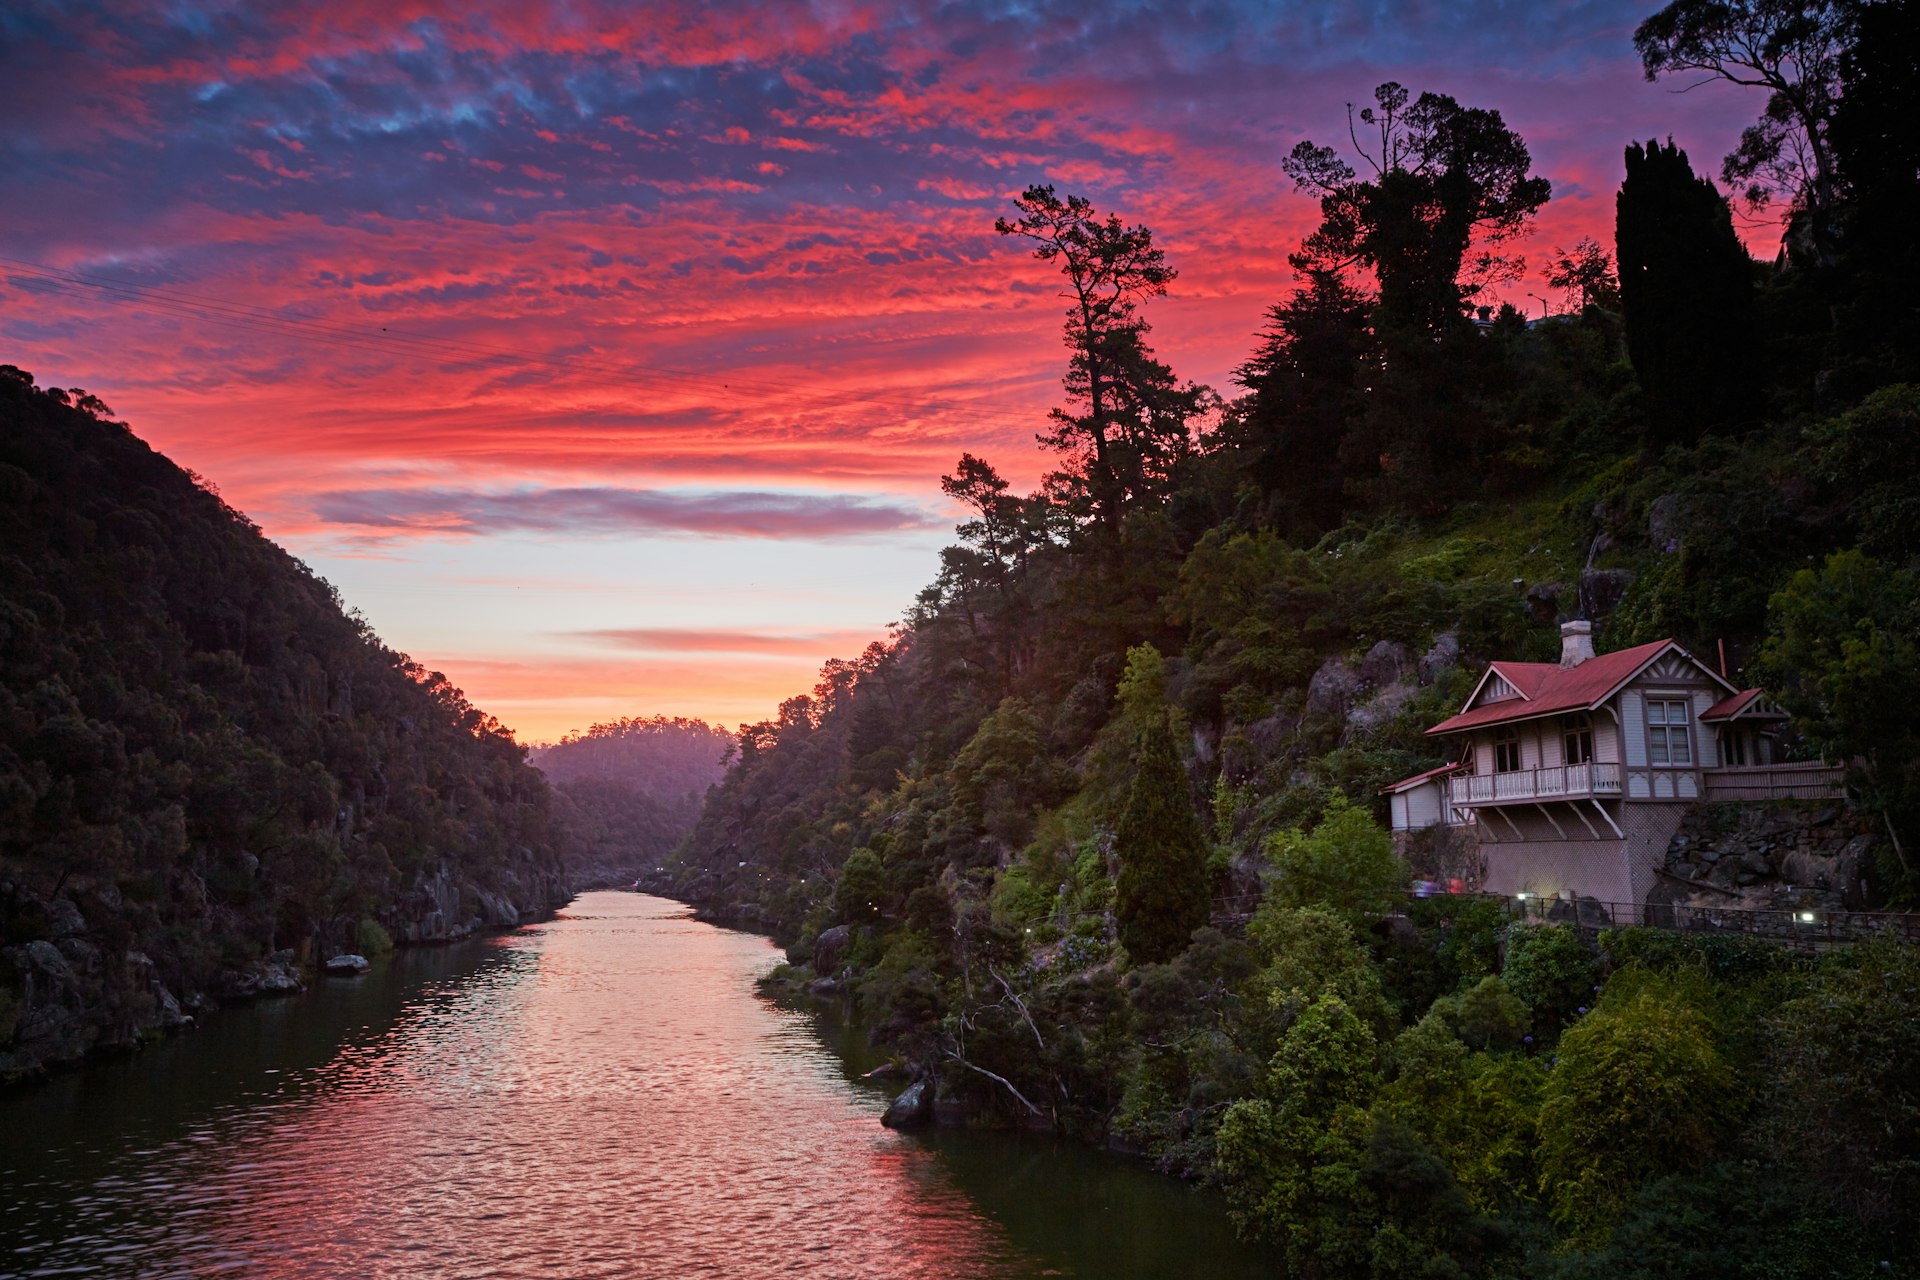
[1647,699,1692,766]
[1564,713,1593,765]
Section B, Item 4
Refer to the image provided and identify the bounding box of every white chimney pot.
[1561,620,1595,668]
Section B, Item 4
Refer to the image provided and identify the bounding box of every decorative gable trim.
[1596,642,1738,709]
[1459,663,1532,715]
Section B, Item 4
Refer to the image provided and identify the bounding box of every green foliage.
[834,847,885,925]
[1217,995,1381,1270]
[1808,384,1920,562]
[1248,905,1397,1042]
[1501,924,1597,1036]
[355,917,394,957]
[1544,1161,1887,1280]
[1262,792,1406,924]
[1536,978,1736,1245]
[1114,706,1210,964]
[1756,939,1920,1234]
[1759,550,1920,896]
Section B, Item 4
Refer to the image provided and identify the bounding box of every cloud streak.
[310,485,937,539]
[574,627,887,656]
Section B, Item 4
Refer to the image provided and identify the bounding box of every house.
[1385,621,1843,919]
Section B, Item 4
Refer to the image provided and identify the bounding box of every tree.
[1232,269,1373,534]
[1544,237,1621,312]
[1261,792,1406,924]
[1826,0,1920,382]
[1634,0,1854,261]
[996,186,1205,531]
[1616,138,1760,442]
[1216,994,1380,1274]
[834,846,886,924]
[1114,695,1210,965]
[1757,939,1920,1232]
[1536,980,1735,1246]
[1757,549,1920,899]
[1283,81,1551,335]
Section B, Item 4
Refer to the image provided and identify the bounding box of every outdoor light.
[1797,911,1816,923]
[1516,892,1532,900]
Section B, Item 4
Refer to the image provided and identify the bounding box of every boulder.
[1356,640,1412,690]
[1525,583,1566,625]
[1648,493,1684,551]
[324,954,371,976]
[882,1079,934,1130]
[1306,657,1360,721]
[813,924,853,975]
[44,897,86,939]
[1578,568,1636,618]
[1418,632,1461,686]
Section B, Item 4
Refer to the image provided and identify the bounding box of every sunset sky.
[0,1,1771,742]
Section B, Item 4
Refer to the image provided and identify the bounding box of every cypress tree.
[1616,138,1760,444]
[1114,711,1210,964]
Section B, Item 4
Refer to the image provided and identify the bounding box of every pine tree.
[1616,138,1760,443]
[1114,709,1210,964]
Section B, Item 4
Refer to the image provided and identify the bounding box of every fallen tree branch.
[989,966,1046,1052]
[947,1051,1045,1118]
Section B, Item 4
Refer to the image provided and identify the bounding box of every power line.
[0,254,1062,429]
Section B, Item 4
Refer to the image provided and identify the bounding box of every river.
[0,892,1271,1278]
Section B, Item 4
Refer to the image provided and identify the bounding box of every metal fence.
[1492,891,1920,947]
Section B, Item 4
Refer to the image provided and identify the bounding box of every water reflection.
[0,893,1268,1278]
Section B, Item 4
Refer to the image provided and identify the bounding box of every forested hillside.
[0,370,570,1078]
[668,5,1920,1273]
[531,716,731,888]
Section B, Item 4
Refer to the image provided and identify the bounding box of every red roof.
[1702,688,1781,721]
[1426,639,1688,736]
[1380,761,1466,794]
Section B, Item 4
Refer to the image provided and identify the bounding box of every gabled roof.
[1701,688,1786,722]
[1426,638,1735,736]
[1380,760,1466,795]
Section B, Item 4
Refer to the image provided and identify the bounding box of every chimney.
[1560,620,1596,668]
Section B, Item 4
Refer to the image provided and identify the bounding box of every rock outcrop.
[882,1079,934,1130]
[1651,801,1878,914]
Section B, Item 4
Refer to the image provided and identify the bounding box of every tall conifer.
[1114,710,1210,964]
[1616,138,1760,442]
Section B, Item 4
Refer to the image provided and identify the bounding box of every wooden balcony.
[1702,762,1847,801]
[1448,762,1622,807]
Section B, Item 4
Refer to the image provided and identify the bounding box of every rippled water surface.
[0,892,1269,1278]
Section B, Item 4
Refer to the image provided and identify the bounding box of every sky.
[0,0,1772,742]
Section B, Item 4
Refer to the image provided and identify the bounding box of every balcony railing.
[1448,762,1622,806]
[1702,762,1847,801]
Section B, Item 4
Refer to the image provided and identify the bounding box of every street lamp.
[1527,292,1549,319]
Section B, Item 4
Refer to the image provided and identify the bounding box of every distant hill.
[0,367,571,1079]
[531,717,732,888]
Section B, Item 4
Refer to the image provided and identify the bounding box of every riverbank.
[0,884,567,1088]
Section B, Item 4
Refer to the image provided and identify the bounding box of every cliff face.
[0,368,571,1079]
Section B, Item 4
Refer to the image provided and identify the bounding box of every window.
[1647,699,1693,766]
[1564,713,1594,765]
[1493,726,1522,773]
[1724,730,1747,766]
